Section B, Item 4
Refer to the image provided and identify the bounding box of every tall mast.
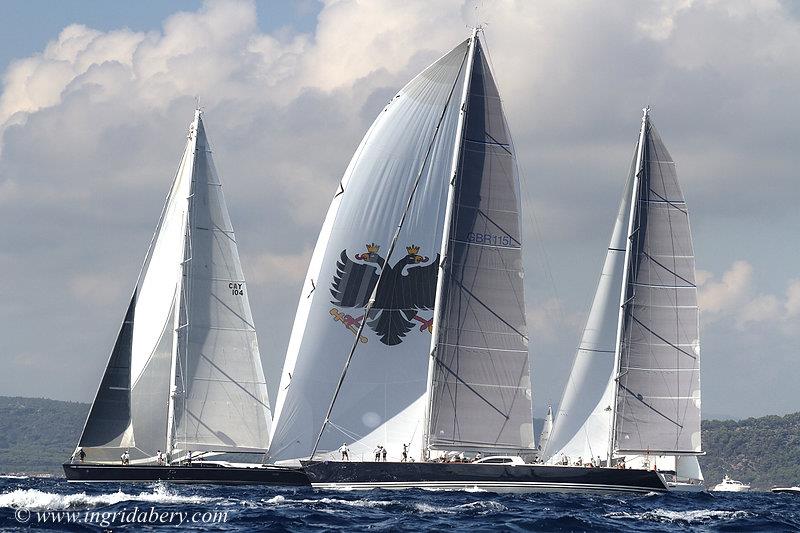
[165,109,201,462]
[607,106,649,466]
[421,27,478,460]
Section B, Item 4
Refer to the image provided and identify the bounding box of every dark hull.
[301,461,668,494]
[63,463,310,486]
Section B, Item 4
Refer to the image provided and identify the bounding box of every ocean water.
[1,476,799,532]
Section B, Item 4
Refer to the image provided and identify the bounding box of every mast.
[421,27,478,459]
[607,106,648,466]
[165,109,200,462]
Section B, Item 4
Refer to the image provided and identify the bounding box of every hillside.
[1,395,799,488]
[0,396,88,474]
[700,413,800,489]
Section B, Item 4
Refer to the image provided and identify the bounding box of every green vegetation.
[1,395,799,488]
[0,396,88,475]
[701,413,800,489]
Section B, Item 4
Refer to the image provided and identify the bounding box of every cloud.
[699,261,800,334]
[0,0,798,419]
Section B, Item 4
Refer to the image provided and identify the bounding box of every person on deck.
[78,448,86,463]
[339,443,350,461]
[156,450,164,465]
[121,450,130,465]
[401,444,408,462]
[474,452,482,462]
[374,446,381,461]
[381,447,387,462]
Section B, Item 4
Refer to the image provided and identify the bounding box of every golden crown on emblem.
[366,243,380,253]
[406,244,420,255]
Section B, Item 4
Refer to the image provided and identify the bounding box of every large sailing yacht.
[63,110,308,485]
[544,108,704,491]
[267,30,671,493]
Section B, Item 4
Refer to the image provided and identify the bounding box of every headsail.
[268,40,470,462]
[543,163,635,461]
[76,111,271,463]
[613,112,701,455]
[426,37,533,453]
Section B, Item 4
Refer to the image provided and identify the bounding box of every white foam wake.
[263,495,394,508]
[607,508,750,524]
[414,500,506,514]
[0,485,215,511]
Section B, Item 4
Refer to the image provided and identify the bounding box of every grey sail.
[613,116,701,454]
[427,39,533,452]
[78,293,136,452]
[171,116,272,453]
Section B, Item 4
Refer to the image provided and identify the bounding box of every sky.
[0,0,798,421]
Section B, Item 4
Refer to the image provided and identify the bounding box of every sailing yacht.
[63,110,308,485]
[544,107,704,492]
[267,30,671,493]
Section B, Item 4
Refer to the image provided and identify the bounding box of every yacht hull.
[63,463,310,486]
[301,461,668,493]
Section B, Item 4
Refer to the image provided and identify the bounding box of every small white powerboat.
[712,474,751,492]
[772,486,800,494]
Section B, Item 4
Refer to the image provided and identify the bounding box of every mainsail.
[426,37,532,452]
[613,111,701,455]
[546,108,701,465]
[269,31,534,462]
[76,110,271,463]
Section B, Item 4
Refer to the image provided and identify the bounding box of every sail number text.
[466,232,513,247]
[229,282,244,296]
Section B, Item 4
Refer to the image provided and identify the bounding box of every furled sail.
[426,38,533,452]
[613,113,701,454]
[170,114,272,453]
[269,40,470,463]
[538,405,553,454]
[543,166,635,461]
[75,111,271,463]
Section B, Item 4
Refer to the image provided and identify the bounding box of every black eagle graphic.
[330,243,439,346]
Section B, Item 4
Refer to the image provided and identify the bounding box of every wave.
[606,508,750,524]
[0,485,216,511]
[414,500,506,514]
[263,495,394,509]
[0,475,28,480]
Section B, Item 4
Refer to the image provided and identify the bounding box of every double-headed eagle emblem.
[330,243,439,345]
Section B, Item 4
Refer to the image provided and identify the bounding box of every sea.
[1,476,799,532]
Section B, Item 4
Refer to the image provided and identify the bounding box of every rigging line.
[310,49,470,459]
[435,358,510,419]
[627,310,697,361]
[445,271,528,340]
[617,383,683,429]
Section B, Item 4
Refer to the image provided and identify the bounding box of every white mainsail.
[76,110,271,463]
[269,31,533,462]
[547,109,702,474]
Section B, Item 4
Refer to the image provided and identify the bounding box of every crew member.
[339,443,350,461]
[374,445,381,461]
[401,444,408,462]
[77,448,86,463]
[121,449,130,465]
[381,446,387,462]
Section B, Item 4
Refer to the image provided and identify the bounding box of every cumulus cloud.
[1,0,799,418]
[699,261,800,334]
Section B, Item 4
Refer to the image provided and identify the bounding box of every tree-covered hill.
[1,395,799,489]
[700,413,800,489]
[0,396,88,474]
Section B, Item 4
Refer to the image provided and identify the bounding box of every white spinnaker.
[544,156,636,462]
[269,40,470,462]
[171,114,272,453]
